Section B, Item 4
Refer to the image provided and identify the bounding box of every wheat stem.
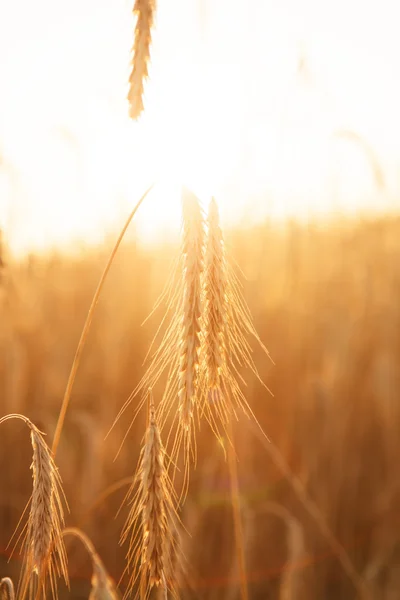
[51,184,154,458]
[227,418,249,600]
[62,528,119,600]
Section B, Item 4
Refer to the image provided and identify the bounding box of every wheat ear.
[120,391,179,599]
[200,198,272,438]
[128,0,156,120]
[0,414,68,600]
[111,188,205,498]
[173,190,204,461]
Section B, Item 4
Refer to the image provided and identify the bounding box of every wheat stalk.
[128,0,156,120]
[62,527,119,600]
[51,183,154,458]
[120,391,179,599]
[0,414,68,600]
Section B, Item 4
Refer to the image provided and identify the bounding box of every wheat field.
[0,3,399,597]
[0,203,399,599]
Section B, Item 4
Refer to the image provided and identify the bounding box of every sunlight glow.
[0,0,399,254]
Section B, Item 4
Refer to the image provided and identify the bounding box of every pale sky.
[0,0,400,253]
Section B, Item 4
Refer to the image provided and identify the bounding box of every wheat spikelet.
[0,578,15,600]
[0,414,68,600]
[128,0,156,120]
[120,391,179,599]
[200,198,272,438]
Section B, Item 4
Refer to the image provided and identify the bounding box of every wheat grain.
[128,0,156,120]
[120,391,179,599]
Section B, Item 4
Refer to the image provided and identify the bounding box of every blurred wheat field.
[1,213,399,599]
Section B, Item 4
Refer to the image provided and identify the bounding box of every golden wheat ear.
[111,188,205,498]
[128,0,156,120]
[0,578,15,600]
[200,197,273,439]
[0,414,68,600]
[62,528,120,600]
[120,390,180,600]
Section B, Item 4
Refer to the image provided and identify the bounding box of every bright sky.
[0,0,400,254]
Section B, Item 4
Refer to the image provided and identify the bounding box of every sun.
[0,0,398,255]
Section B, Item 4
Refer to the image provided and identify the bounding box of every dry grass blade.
[0,414,68,600]
[0,578,15,600]
[249,419,372,600]
[128,0,156,120]
[51,183,154,458]
[62,527,119,600]
[200,198,272,438]
[120,390,180,599]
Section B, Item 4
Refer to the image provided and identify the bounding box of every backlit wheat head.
[200,198,272,438]
[128,0,156,120]
[120,391,179,599]
[0,414,68,600]
[175,190,204,453]
[111,188,205,497]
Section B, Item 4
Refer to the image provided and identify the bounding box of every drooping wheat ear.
[128,0,156,120]
[200,198,272,438]
[0,414,68,600]
[0,578,15,600]
[120,391,179,599]
[62,527,119,600]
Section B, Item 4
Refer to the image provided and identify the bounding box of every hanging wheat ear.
[0,414,68,600]
[128,0,156,120]
[120,390,180,600]
[200,198,273,439]
[62,528,119,600]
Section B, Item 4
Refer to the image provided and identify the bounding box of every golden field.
[0,213,399,599]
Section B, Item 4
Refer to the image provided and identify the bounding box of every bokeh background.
[1,0,400,598]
